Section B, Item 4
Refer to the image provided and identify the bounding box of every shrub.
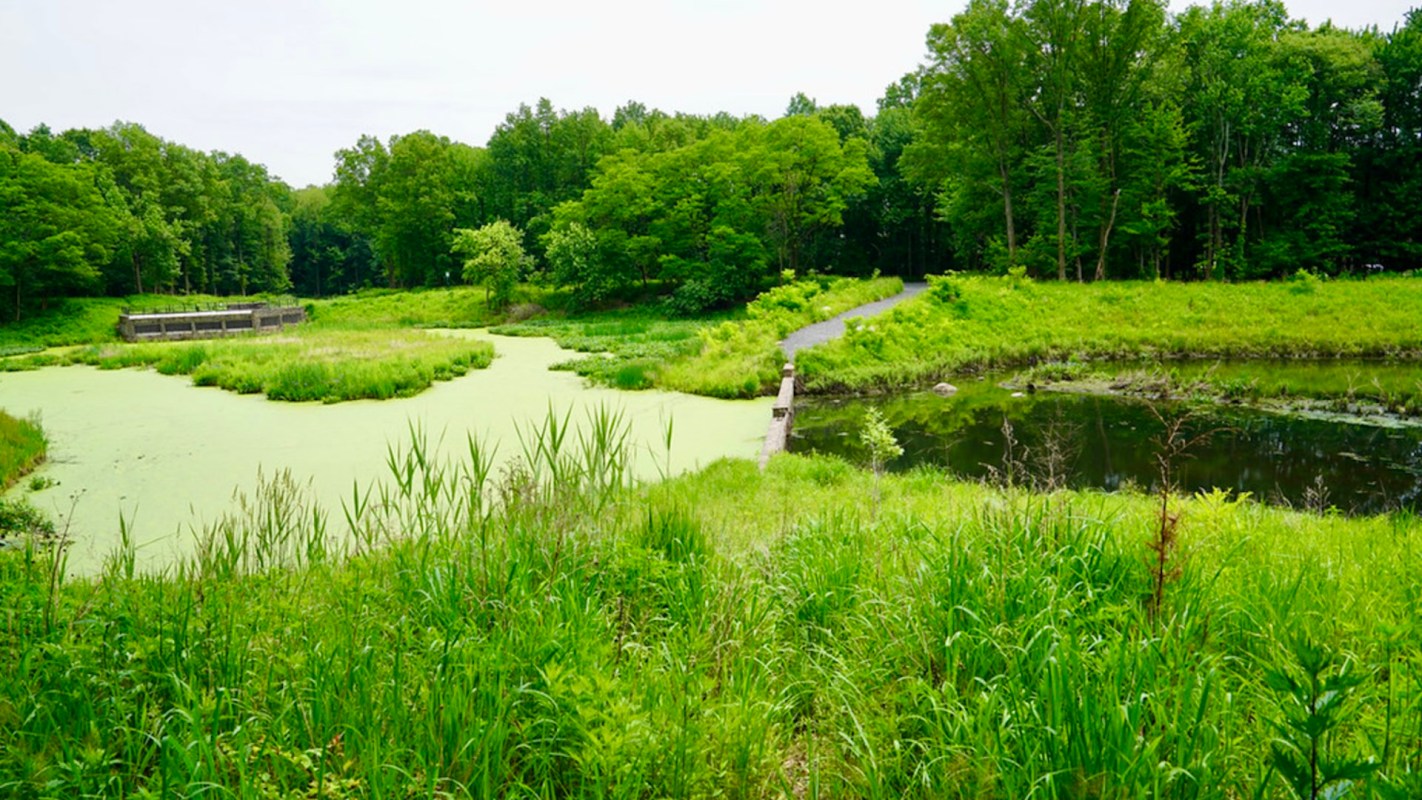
[926,273,962,303]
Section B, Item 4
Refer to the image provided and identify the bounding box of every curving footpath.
[760,282,927,469]
[779,282,927,362]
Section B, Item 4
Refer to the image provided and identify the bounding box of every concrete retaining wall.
[118,305,306,342]
[758,362,796,469]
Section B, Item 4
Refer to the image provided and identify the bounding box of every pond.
[791,374,1422,515]
[0,332,771,573]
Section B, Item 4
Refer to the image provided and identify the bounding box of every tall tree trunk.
[1095,189,1121,281]
[1208,206,1221,280]
[1237,194,1250,276]
[1056,122,1068,281]
[1072,205,1084,282]
[133,253,144,295]
[1000,160,1018,265]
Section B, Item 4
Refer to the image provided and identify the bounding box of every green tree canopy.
[454,220,527,311]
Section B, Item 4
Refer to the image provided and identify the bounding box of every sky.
[2,0,1415,188]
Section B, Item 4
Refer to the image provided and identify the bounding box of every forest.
[4,0,1422,322]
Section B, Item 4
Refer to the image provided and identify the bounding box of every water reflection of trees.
[794,386,1422,515]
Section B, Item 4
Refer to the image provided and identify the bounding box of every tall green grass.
[3,328,494,403]
[0,411,52,543]
[3,413,1419,797]
[0,410,46,490]
[798,274,1422,392]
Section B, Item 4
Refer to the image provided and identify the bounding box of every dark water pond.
[791,379,1422,515]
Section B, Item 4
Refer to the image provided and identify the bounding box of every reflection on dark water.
[790,382,1422,515]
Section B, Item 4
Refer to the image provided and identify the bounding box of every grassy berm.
[798,274,1422,392]
[2,414,1419,798]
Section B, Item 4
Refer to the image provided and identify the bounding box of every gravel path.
[779,282,927,362]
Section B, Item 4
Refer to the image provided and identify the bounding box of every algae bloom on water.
[0,332,771,573]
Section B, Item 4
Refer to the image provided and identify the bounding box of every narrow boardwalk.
[779,282,927,362]
[760,281,926,468]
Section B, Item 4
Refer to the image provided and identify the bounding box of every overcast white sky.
[2,0,1415,188]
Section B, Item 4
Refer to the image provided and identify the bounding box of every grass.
[308,285,527,328]
[1014,359,1422,418]
[2,413,1419,798]
[496,313,721,391]
[0,288,506,403]
[0,410,46,490]
[496,277,905,398]
[796,274,1422,393]
[30,328,495,403]
[0,411,52,543]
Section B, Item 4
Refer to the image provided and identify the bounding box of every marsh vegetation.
[6,0,1422,790]
[3,415,1420,797]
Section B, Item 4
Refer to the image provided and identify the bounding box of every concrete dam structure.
[117,302,306,342]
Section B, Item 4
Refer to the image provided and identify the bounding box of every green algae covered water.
[0,332,770,573]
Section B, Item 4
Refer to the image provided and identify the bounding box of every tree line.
[3,0,1421,320]
[1,121,291,320]
[910,0,1422,281]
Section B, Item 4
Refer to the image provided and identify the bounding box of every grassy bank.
[0,411,45,490]
[494,313,721,390]
[0,411,52,543]
[496,277,904,398]
[797,275,1422,393]
[0,294,304,352]
[2,421,1419,797]
[1014,358,1422,419]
